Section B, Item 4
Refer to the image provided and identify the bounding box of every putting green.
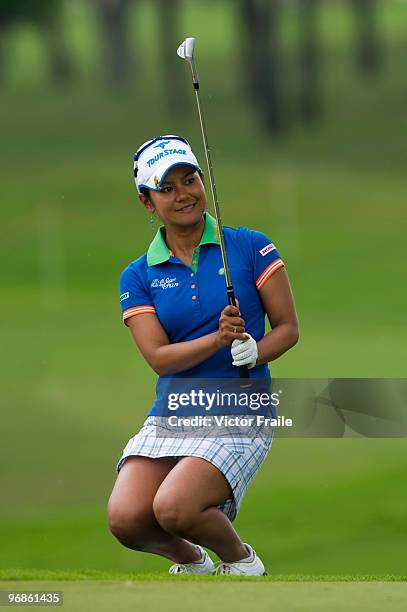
[1,580,406,612]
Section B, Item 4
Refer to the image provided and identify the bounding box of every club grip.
[226,287,250,380]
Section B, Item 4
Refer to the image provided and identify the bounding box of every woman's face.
[139,164,206,228]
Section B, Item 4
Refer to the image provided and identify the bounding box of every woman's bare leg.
[153,457,248,562]
[107,456,201,563]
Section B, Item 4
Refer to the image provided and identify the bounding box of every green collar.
[147,212,219,266]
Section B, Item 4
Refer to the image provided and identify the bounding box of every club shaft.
[187,56,250,381]
[191,83,232,289]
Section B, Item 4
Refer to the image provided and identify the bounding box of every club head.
[177,37,195,62]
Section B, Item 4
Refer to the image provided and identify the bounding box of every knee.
[153,493,197,535]
[107,500,153,549]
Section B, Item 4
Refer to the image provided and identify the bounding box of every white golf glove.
[231,334,258,370]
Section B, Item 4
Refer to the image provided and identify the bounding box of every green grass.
[1,569,406,582]
[1,439,406,574]
[0,579,406,612]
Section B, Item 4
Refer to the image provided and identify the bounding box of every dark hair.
[140,169,204,201]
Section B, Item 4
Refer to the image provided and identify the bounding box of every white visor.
[134,135,201,193]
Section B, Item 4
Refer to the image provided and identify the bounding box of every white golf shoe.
[214,543,267,576]
[169,545,215,575]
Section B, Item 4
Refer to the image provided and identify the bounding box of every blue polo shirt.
[119,212,284,415]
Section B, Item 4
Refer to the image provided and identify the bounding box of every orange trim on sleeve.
[122,305,156,325]
[256,258,284,290]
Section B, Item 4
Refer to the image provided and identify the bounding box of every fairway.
[1,579,406,612]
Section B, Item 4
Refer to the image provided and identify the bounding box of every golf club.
[177,37,249,380]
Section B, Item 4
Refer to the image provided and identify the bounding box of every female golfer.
[108,135,299,575]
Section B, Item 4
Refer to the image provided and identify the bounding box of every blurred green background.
[1,0,406,576]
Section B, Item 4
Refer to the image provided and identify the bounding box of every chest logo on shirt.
[151,277,179,290]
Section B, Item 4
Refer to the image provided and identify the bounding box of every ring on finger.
[233,327,237,333]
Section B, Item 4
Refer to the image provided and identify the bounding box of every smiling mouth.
[176,202,197,213]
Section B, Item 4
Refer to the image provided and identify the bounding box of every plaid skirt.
[116,416,273,522]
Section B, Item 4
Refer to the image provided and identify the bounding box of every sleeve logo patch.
[120,291,130,302]
[259,243,276,256]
